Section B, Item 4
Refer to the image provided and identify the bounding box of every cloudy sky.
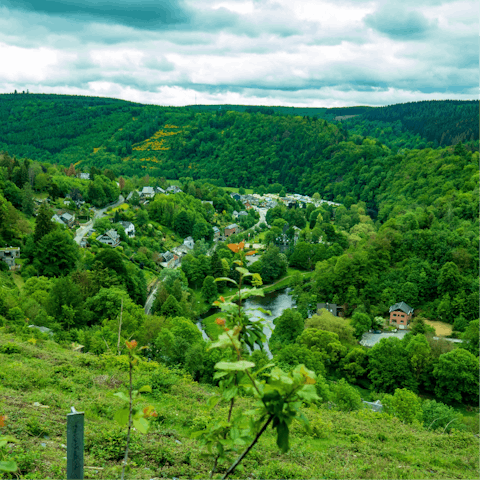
[0,0,477,107]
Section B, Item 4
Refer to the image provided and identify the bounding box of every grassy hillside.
[0,332,478,479]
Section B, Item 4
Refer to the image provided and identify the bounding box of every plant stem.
[121,350,133,480]
[222,416,273,479]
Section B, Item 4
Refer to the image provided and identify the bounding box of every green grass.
[0,331,478,479]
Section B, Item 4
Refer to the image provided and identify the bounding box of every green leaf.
[296,384,320,403]
[207,395,221,410]
[213,371,229,380]
[276,421,290,453]
[235,267,250,276]
[214,277,238,286]
[256,307,271,315]
[114,408,130,426]
[113,391,129,402]
[215,360,255,371]
[138,385,152,393]
[133,416,149,434]
[0,461,17,472]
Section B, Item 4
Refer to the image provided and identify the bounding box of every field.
[424,320,453,336]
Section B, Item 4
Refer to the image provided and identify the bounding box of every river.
[197,287,296,357]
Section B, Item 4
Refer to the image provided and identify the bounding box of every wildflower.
[126,340,138,350]
[0,415,5,427]
[219,296,225,302]
[215,318,226,326]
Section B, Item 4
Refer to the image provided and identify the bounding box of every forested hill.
[0,94,477,196]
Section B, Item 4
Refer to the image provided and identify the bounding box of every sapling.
[114,340,157,480]
[193,241,319,479]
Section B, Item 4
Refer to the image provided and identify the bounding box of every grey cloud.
[1,0,191,29]
[364,6,438,39]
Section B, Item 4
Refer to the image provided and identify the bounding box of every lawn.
[424,319,453,336]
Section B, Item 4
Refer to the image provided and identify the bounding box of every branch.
[222,416,273,479]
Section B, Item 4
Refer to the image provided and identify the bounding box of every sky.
[0,0,477,107]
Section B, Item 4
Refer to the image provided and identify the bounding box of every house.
[232,210,239,219]
[224,224,239,237]
[160,251,175,269]
[155,187,166,195]
[97,229,121,247]
[60,212,75,227]
[243,201,253,210]
[231,193,241,201]
[389,302,414,329]
[80,239,88,248]
[166,185,182,194]
[120,221,135,238]
[317,303,343,317]
[212,226,221,239]
[52,214,66,226]
[183,236,195,250]
[0,247,20,270]
[140,187,156,199]
[238,211,248,218]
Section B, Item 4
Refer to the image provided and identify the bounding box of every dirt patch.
[424,319,453,336]
[93,375,123,389]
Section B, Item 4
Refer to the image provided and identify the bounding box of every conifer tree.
[34,202,55,242]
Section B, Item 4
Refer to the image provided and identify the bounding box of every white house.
[183,236,195,250]
[120,221,135,238]
[140,187,155,199]
[97,229,121,247]
[166,185,182,194]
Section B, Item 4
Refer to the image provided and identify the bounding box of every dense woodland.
[0,94,478,478]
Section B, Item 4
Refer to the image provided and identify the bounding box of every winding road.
[74,195,124,245]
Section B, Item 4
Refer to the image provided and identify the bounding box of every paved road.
[144,285,158,315]
[74,195,124,245]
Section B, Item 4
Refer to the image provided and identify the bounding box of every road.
[74,195,124,245]
[144,285,158,315]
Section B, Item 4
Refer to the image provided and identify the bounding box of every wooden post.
[67,407,84,480]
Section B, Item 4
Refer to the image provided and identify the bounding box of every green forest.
[0,94,478,479]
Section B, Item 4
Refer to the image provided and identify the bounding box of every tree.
[21,183,35,217]
[270,308,304,352]
[160,295,183,318]
[34,230,79,277]
[119,177,126,191]
[421,399,465,433]
[47,276,84,329]
[201,276,218,303]
[305,314,354,346]
[438,262,463,297]
[368,337,418,393]
[34,203,55,242]
[331,378,362,412]
[433,349,479,405]
[404,334,432,387]
[350,312,372,338]
[341,347,368,383]
[382,388,423,425]
[461,319,479,356]
[174,210,192,237]
[130,191,140,206]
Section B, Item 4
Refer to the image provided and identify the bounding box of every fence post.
[67,406,84,480]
